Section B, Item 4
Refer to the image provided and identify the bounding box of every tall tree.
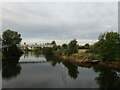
[51,41,56,46]
[92,31,120,61]
[67,39,78,56]
[62,43,68,49]
[2,29,23,57]
[2,29,22,45]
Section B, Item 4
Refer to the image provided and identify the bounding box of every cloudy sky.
[1,2,118,45]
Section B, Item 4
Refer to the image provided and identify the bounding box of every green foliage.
[91,31,120,61]
[3,45,23,57]
[51,41,56,46]
[91,54,103,61]
[2,29,22,45]
[0,37,2,42]
[33,47,42,51]
[62,44,67,49]
[78,43,90,49]
[42,47,53,56]
[67,39,78,56]
[84,43,90,49]
[2,30,23,57]
[43,40,78,56]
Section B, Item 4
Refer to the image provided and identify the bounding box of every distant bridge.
[17,44,53,48]
[0,44,53,49]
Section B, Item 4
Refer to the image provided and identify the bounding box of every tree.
[67,39,78,56]
[51,41,56,46]
[62,43,68,49]
[92,31,120,61]
[0,37,2,41]
[42,47,53,56]
[84,43,90,49]
[2,29,23,57]
[0,37,2,45]
[2,29,22,45]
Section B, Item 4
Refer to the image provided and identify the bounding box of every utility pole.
[62,24,66,44]
[61,24,67,87]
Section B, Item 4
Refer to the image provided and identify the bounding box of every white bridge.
[0,44,53,49]
[17,44,53,48]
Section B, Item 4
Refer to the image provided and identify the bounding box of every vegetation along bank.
[1,29,120,70]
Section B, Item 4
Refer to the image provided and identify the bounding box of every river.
[2,51,120,88]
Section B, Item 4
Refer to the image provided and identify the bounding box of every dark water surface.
[2,52,120,88]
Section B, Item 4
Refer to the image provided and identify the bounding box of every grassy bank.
[56,53,98,66]
[99,61,120,71]
[55,51,120,71]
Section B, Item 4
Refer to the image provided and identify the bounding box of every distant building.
[19,47,28,50]
[78,45,85,49]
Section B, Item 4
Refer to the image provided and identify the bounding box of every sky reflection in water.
[2,52,120,88]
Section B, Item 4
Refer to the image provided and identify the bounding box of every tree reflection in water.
[62,61,79,79]
[30,51,42,58]
[93,65,120,89]
[3,51,120,88]
[2,57,21,80]
[46,55,79,79]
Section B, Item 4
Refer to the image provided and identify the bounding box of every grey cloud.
[2,2,118,44]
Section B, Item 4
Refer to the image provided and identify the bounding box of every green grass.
[91,54,103,61]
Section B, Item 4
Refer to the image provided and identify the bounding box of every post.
[62,24,66,44]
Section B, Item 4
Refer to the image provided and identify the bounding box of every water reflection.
[45,55,61,67]
[93,65,120,88]
[45,55,79,79]
[2,57,21,80]
[2,51,120,88]
[62,61,79,79]
[22,51,42,59]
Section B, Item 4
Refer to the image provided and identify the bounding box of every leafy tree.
[42,47,53,56]
[84,43,90,49]
[61,43,68,55]
[2,29,23,57]
[67,39,78,56]
[92,32,120,61]
[2,29,22,45]
[51,41,56,46]
[0,37,2,42]
[62,43,68,49]
[0,37,2,46]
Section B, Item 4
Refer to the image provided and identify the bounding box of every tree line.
[1,29,120,62]
[43,32,120,62]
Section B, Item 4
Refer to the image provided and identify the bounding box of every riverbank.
[99,61,120,71]
[57,54,98,64]
[55,53,120,71]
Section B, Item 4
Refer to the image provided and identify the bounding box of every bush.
[91,32,120,61]
[42,47,53,56]
[3,45,23,57]
[91,54,103,61]
[66,39,78,56]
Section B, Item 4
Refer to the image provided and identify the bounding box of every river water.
[2,52,120,88]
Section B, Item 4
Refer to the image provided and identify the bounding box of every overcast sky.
[1,2,118,45]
